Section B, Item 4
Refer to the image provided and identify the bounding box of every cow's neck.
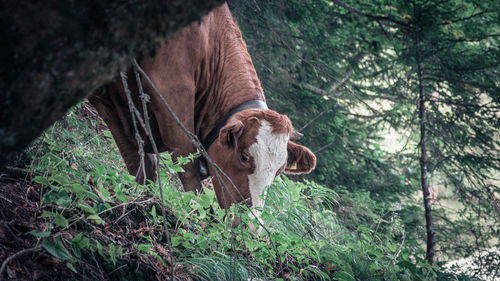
[201,99,268,152]
[195,4,265,141]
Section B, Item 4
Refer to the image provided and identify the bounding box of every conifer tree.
[232,0,499,267]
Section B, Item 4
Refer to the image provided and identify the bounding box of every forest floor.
[0,105,180,281]
[0,175,75,281]
[0,147,192,281]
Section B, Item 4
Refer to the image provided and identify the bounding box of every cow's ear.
[284,141,316,174]
[219,119,244,148]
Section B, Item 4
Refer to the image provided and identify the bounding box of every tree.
[338,0,500,263]
[231,0,410,203]
[231,0,500,267]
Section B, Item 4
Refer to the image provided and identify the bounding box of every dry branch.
[0,246,42,281]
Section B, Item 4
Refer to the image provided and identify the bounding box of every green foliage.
[23,105,439,280]
[170,177,436,280]
[185,257,265,281]
[230,0,411,203]
[231,0,499,271]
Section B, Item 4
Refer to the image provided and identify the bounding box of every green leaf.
[71,233,83,243]
[172,166,184,173]
[87,214,105,225]
[42,238,72,261]
[83,191,100,201]
[171,236,182,247]
[99,186,111,200]
[54,193,72,207]
[78,237,90,249]
[27,230,51,238]
[41,153,64,165]
[108,243,116,265]
[70,234,88,257]
[103,130,113,139]
[197,237,207,249]
[96,241,105,257]
[151,252,167,267]
[75,201,96,214]
[140,234,153,242]
[33,176,51,186]
[183,232,194,240]
[49,174,70,186]
[137,243,152,253]
[66,262,77,273]
[150,205,157,218]
[55,214,69,228]
[117,247,124,258]
[198,209,206,219]
[70,244,81,259]
[40,211,55,218]
[67,183,85,194]
[116,193,128,203]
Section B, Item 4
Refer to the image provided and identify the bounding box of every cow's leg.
[88,94,157,184]
[175,155,202,193]
[147,83,202,193]
[135,153,157,184]
[141,78,202,192]
[138,35,205,193]
[114,143,157,185]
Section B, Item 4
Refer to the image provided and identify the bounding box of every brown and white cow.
[89,3,316,210]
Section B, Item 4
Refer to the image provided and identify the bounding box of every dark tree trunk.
[0,0,224,168]
[416,49,435,265]
[414,2,435,263]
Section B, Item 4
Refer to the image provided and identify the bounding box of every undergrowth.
[13,104,442,280]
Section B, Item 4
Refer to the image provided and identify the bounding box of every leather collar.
[199,99,268,179]
[201,99,268,151]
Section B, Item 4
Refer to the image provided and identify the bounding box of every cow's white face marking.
[247,120,289,210]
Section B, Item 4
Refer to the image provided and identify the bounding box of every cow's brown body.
[90,3,315,209]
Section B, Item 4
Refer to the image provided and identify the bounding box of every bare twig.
[392,232,406,264]
[120,72,147,184]
[97,198,157,217]
[298,110,333,132]
[121,68,175,280]
[0,246,42,281]
[331,0,410,27]
[113,207,138,224]
[0,193,12,204]
[91,251,107,280]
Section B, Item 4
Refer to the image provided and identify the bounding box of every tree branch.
[331,0,410,27]
[0,246,42,281]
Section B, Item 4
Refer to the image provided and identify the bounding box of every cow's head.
[207,109,316,210]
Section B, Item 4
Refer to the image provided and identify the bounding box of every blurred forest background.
[0,0,498,280]
[232,0,499,269]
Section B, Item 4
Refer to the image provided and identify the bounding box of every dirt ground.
[0,174,75,281]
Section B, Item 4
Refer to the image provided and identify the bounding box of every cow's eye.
[241,153,250,162]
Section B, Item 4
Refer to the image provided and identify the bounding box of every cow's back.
[89,3,264,191]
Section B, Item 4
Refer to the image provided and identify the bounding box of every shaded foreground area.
[0,180,165,280]
[0,181,72,280]
[0,0,224,169]
[0,106,177,280]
